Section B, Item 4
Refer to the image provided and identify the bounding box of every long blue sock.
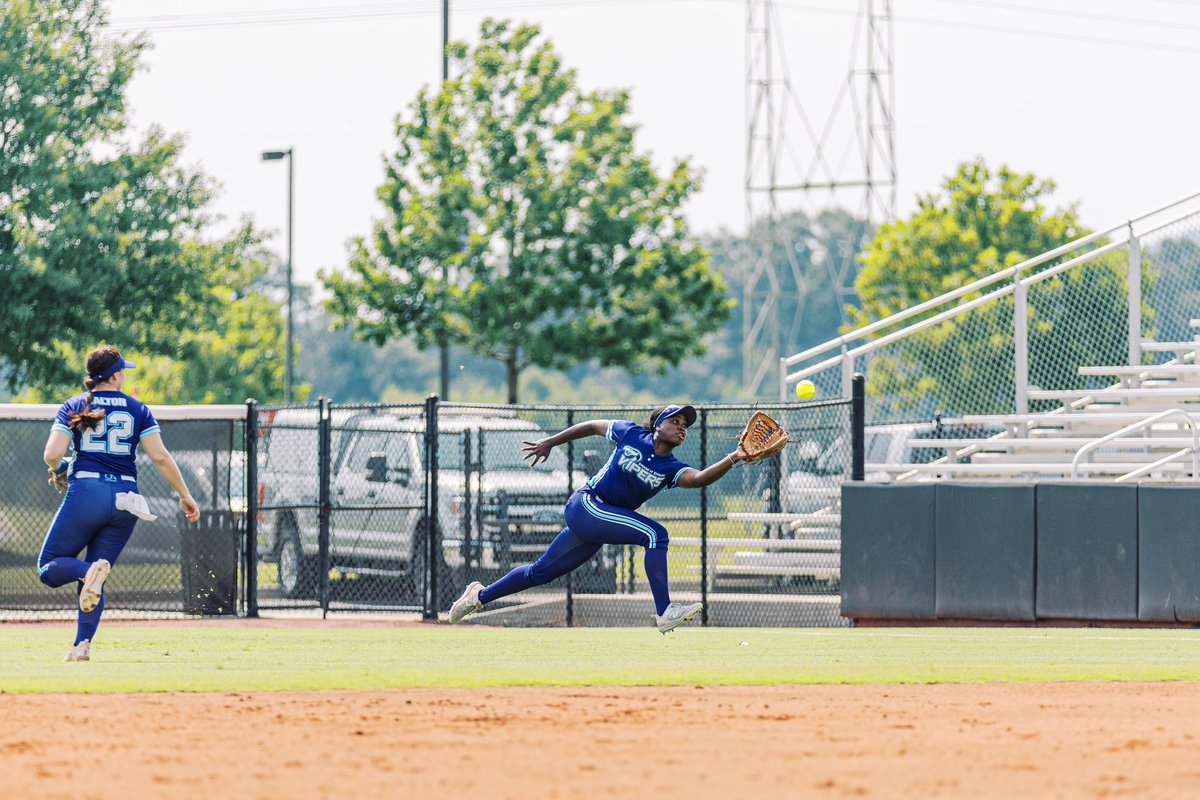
[644,548,671,615]
[38,558,89,588]
[478,566,533,604]
[75,588,104,645]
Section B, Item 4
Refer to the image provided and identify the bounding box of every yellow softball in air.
[795,379,816,400]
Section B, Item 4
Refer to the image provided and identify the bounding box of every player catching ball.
[449,404,751,633]
[38,346,201,661]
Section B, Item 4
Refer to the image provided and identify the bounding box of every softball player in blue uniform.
[39,346,200,661]
[449,404,749,633]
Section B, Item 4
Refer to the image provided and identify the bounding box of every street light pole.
[262,148,295,403]
[440,0,451,400]
[442,0,450,83]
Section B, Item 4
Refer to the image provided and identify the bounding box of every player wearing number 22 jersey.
[55,390,160,479]
[38,346,199,662]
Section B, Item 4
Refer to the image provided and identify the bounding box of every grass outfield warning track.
[3,625,1200,693]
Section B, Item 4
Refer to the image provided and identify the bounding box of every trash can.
[181,510,239,615]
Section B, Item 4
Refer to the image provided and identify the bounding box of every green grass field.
[4,625,1200,694]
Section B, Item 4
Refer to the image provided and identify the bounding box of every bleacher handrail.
[1070,408,1200,481]
[780,189,1200,399]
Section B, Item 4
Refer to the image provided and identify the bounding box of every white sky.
[106,0,1200,287]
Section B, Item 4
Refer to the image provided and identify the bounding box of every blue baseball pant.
[478,490,673,614]
[37,477,138,645]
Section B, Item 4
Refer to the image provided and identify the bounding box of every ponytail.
[68,379,106,433]
[69,346,121,432]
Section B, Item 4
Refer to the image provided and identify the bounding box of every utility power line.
[763,0,1200,55]
[108,0,1200,57]
[933,0,1200,34]
[105,0,663,32]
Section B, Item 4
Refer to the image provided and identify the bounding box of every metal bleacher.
[757,190,1200,588]
[892,329,1200,481]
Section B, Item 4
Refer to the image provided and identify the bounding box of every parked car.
[257,408,606,602]
[254,406,369,596]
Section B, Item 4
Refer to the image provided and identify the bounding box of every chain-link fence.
[1,394,862,627]
[0,407,245,618]
[782,194,1200,426]
[244,396,859,627]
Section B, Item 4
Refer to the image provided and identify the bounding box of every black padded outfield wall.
[840,481,1183,624]
[934,483,1036,621]
[1138,484,1200,623]
[840,483,936,620]
[1035,483,1138,622]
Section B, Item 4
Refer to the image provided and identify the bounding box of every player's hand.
[47,467,69,494]
[521,439,553,469]
[179,494,200,523]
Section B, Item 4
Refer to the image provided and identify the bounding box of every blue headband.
[90,357,137,383]
[654,404,697,429]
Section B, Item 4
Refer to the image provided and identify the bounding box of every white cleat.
[448,581,484,624]
[656,601,703,634]
[64,640,91,662]
[79,559,111,613]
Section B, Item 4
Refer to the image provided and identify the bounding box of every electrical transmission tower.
[743,0,896,397]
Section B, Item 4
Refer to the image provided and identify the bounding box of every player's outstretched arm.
[676,444,750,489]
[521,420,608,468]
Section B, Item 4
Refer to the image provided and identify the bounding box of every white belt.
[74,471,136,483]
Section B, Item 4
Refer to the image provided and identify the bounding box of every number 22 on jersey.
[80,411,135,454]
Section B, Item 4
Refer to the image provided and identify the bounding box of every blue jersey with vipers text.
[52,391,160,479]
[582,420,695,511]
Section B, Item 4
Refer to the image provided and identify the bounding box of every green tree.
[0,0,284,399]
[324,19,732,404]
[851,159,1136,417]
[15,224,299,405]
[300,208,866,405]
[854,159,1086,319]
[128,224,301,404]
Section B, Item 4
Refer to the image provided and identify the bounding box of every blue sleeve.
[607,420,637,444]
[667,460,695,488]
[138,401,161,438]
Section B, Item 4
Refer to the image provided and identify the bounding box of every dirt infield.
[5,682,1200,799]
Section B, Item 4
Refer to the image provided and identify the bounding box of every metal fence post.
[699,408,709,626]
[851,374,865,481]
[462,433,473,568]
[1013,272,1029,415]
[317,397,332,616]
[767,441,782,521]
[841,345,854,398]
[423,394,440,620]
[245,399,259,618]
[1127,224,1142,376]
[565,409,575,627]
